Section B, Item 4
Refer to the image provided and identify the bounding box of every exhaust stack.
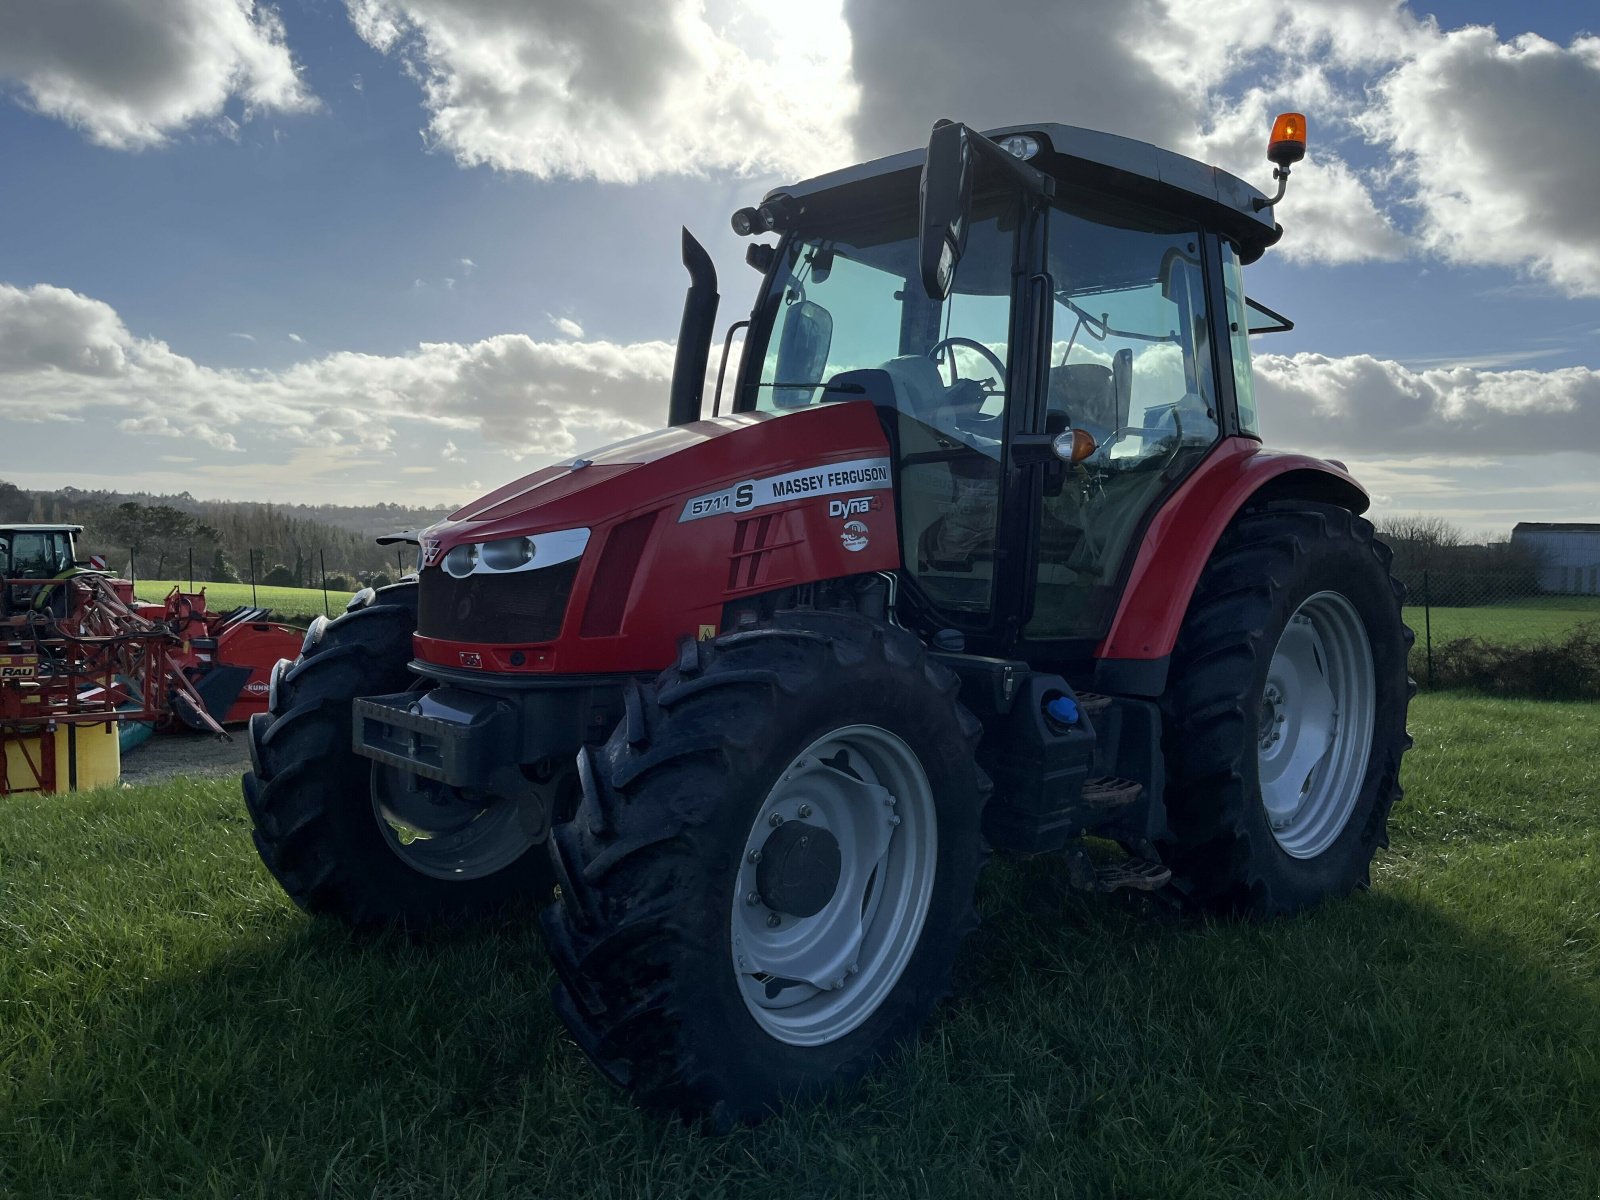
[667,228,719,426]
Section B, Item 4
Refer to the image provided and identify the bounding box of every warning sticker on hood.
[678,457,892,522]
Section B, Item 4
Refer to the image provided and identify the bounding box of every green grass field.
[133,580,355,625]
[1403,594,1600,646]
[2,693,1596,1197]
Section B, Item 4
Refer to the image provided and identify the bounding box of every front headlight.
[442,542,479,579]
[480,536,534,572]
[434,528,590,578]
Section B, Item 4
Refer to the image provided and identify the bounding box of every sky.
[1,0,1597,536]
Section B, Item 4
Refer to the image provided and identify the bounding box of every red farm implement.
[1,524,303,794]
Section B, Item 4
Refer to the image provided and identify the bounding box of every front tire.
[1160,502,1413,916]
[540,612,990,1123]
[242,583,551,927]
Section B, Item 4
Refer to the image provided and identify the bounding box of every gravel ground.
[119,730,251,785]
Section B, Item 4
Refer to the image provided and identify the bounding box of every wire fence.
[1395,569,1600,697]
[119,546,418,621]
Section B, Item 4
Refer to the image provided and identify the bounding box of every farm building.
[1511,522,1600,595]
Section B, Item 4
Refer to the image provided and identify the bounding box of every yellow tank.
[2,722,121,793]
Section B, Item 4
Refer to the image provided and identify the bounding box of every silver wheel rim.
[730,725,938,1047]
[371,766,541,881]
[1258,590,1376,860]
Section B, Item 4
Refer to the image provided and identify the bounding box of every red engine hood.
[412,403,901,675]
[421,407,891,553]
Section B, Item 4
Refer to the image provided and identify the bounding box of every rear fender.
[1094,438,1367,687]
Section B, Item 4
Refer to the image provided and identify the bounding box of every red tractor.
[243,115,1411,1122]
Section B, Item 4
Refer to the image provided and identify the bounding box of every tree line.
[1375,513,1545,606]
[0,479,449,590]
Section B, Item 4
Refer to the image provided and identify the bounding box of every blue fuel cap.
[1045,695,1079,727]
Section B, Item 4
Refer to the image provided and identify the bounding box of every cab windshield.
[1,531,73,579]
[748,195,1021,622]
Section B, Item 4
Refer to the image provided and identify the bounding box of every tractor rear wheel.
[242,582,553,927]
[540,612,990,1124]
[1160,502,1412,916]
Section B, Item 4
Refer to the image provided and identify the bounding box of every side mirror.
[918,121,975,301]
[773,299,834,408]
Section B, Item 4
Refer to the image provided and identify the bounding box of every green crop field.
[1403,594,1600,647]
[2,693,1596,1197]
[133,580,355,626]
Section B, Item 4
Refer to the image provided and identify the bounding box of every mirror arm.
[710,319,751,417]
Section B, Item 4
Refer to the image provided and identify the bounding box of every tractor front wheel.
[540,612,990,1124]
[1161,502,1413,916]
[242,583,553,927]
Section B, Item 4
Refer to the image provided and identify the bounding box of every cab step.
[1064,846,1172,893]
[1092,858,1171,892]
[1080,775,1141,810]
[1075,690,1114,721]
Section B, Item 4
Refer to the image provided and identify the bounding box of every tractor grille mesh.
[416,559,579,645]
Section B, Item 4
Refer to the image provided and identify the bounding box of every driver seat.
[878,355,951,422]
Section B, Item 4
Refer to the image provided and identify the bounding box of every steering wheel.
[928,336,1006,390]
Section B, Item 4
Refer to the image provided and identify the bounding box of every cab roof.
[764,122,1282,264]
[0,524,83,534]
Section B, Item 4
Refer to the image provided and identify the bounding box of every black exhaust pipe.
[667,227,719,427]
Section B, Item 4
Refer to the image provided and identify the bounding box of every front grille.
[417,559,579,644]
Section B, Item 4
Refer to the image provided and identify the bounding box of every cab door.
[1019,198,1229,657]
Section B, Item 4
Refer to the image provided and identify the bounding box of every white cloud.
[1255,351,1600,457]
[0,281,672,462]
[549,315,584,339]
[346,0,859,183]
[6,281,1600,518]
[288,332,304,343]
[841,0,1410,264]
[0,0,315,148]
[839,1,1600,285]
[1365,29,1600,297]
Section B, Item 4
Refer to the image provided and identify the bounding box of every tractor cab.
[725,123,1287,664]
[0,524,81,615]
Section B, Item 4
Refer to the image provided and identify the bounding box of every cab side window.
[1027,202,1220,642]
[1222,242,1260,437]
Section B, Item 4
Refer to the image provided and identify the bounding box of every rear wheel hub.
[756,822,842,917]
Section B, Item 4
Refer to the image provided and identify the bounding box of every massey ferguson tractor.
[243,115,1412,1122]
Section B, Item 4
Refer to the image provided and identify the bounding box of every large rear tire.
[242,583,552,928]
[540,612,990,1124]
[1160,502,1413,916]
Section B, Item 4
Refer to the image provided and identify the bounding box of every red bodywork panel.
[417,416,1363,680]
[1095,438,1368,661]
[414,405,899,675]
